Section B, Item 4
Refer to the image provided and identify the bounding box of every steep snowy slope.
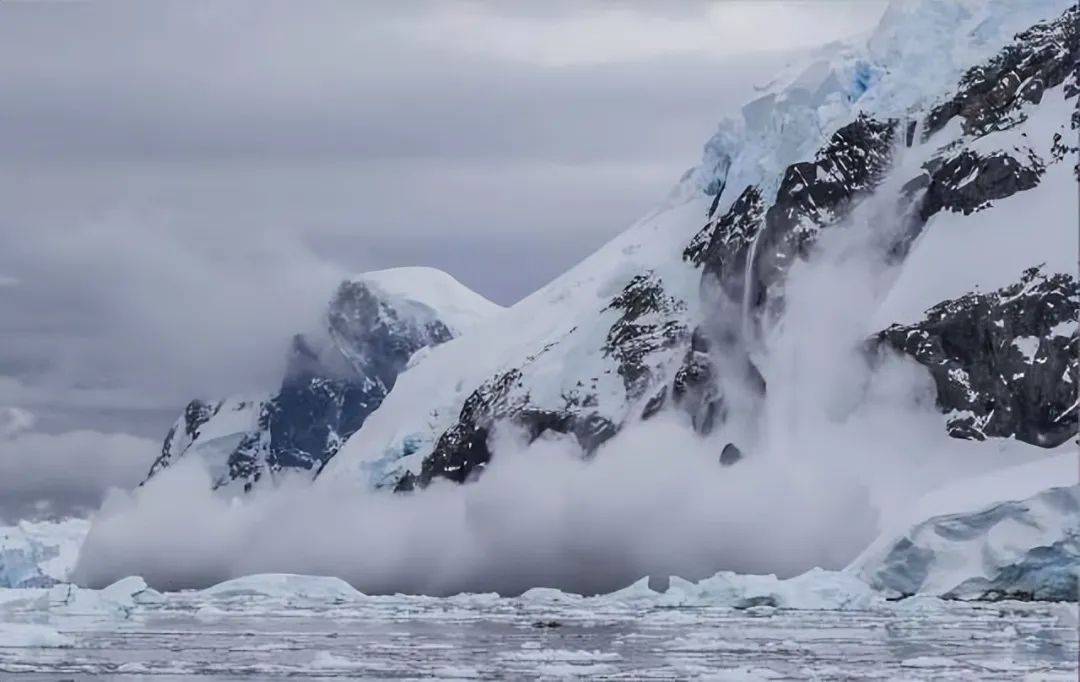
[324,0,1078,492]
[146,268,501,492]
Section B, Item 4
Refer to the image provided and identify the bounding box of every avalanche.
[68,0,1080,603]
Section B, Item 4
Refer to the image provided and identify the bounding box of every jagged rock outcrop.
[749,115,897,312]
[915,147,1046,220]
[875,267,1078,448]
[601,273,689,400]
[924,6,1078,139]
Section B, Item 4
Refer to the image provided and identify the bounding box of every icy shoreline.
[0,574,1076,680]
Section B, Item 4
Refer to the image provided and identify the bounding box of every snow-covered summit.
[351,267,503,336]
[146,267,501,492]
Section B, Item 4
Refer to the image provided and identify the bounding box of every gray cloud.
[0,408,156,522]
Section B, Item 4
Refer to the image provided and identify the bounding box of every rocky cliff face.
[876,267,1078,448]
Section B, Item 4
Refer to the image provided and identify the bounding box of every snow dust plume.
[74,196,1045,595]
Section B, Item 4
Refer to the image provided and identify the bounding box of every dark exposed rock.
[602,272,689,400]
[672,347,723,436]
[412,368,620,488]
[918,148,1045,221]
[145,399,218,481]
[685,115,898,362]
[924,7,1079,140]
[874,267,1078,448]
[327,280,453,392]
[684,185,766,305]
[749,115,897,314]
[409,272,691,489]
[641,385,668,420]
[719,443,743,466]
[416,369,522,486]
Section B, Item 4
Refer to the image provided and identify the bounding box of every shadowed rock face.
[875,267,1078,448]
[148,279,458,491]
[915,148,1046,222]
[687,115,897,321]
[684,185,765,305]
[601,273,689,400]
[749,115,897,315]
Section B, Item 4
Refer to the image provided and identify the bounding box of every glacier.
[0,519,88,589]
[853,454,1079,601]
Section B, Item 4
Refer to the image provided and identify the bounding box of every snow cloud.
[74,209,1040,595]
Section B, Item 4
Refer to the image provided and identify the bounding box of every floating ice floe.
[200,573,364,601]
[0,622,71,648]
[603,568,879,611]
[48,576,163,616]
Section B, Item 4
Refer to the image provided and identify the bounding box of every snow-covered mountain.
[322,0,1078,493]
[145,267,502,491]
[132,0,1078,600]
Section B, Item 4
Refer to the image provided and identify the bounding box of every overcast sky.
[0,0,887,519]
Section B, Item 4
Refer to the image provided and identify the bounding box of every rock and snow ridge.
[145,268,502,492]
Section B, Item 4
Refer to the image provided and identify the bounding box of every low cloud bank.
[0,407,155,521]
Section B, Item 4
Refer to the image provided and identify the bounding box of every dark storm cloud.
[0,1,887,513]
